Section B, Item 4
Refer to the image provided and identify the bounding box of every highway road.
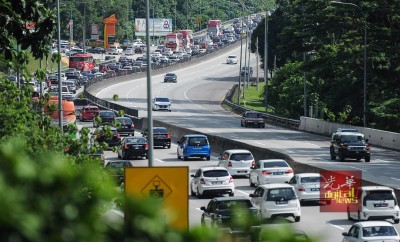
[82,43,400,241]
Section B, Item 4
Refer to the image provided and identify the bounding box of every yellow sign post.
[125,167,188,230]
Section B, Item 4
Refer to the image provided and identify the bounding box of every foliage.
[250,0,400,131]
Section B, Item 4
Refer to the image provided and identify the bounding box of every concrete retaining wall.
[299,117,400,150]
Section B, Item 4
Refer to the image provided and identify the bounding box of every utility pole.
[256,37,259,90]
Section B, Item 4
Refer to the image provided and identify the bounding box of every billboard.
[135,18,173,36]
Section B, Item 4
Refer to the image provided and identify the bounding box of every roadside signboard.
[135,18,173,36]
[125,167,188,230]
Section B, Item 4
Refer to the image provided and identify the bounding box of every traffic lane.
[91,43,400,188]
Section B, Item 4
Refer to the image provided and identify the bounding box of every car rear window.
[217,200,253,209]
[300,176,325,183]
[263,161,289,168]
[188,137,208,146]
[154,128,167,133]
[365,190,395,201]
[116,118,132,124]
[87,107,99,111]
[203,170,229,177]
[101,111,114,116]
[108,162,132,169]
[246,113,262,118]
[230,153,253,161]
[125,137,146,144]
[267,188,296,201]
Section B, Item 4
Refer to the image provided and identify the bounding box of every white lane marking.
[326,222,344,230]
[155,158,164,163]
[304,142,320,148]
[236,190,250,196]
[375,159,391,163]
[208,130,216,133]
[391,177,400,181]
[282,149,294,153]
[276,136,289,140]
[195,207,203,212]
[254,141,265,146]
[348,166,366,172]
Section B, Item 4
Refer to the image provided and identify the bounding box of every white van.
[347,186,399,224]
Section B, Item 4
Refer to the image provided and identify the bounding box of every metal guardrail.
[222,84,301,129]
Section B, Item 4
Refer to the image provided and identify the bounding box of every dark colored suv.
[200,196,260,241]
[330,128,371,162]
[241,111,265,128]
[142,127,171,149]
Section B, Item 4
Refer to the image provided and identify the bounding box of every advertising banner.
[135,18,173,36]
[320,170,362,212]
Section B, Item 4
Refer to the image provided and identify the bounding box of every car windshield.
[166,73,176,77]
[217,200,253,209]
[188,137,208,146]
[228,55,237,58]
[85,107,99,111]
[125,137,146,144]
[341,135,364,143]
[266,188,296,201]
[362,226,398,237]
[300,176,325,183]
[203,170,229,177]
[155,98,170,102]
[230,153,253,161]
[263,161,289,168]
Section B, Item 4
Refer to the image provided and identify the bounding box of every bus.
[165,33,184,52]
[177,30,194,48]
[69,53,95,72]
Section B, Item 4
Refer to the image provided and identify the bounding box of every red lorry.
[207,20,222,37]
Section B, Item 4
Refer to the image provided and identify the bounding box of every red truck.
[165,33,184,52]
[207,20,222,37]
[177,29,193,48]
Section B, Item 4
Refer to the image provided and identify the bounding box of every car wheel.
[347,209,352,221]
[183,156,188,161]
[394,219,399,224]
[229,192,234,197]
[197,188,203,199]
[206,156,210,161]
[249,177,255,187]
[357,211,362,221]
[167,145,171,149]
[122,151,127,160]
[338,152,345,161]
[190,185,196,196]
[261,124,265,128]
[177,153,181,159]
[365,155,371,162]
[294,216,300,222]
[330,146,336,160]
[241,121,244,127]
[117,152,121,159]
[257,177,261,186]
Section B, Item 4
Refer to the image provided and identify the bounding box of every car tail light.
[115,133,120,139]
[228,161,232,167]
[165,134,171,139]
[131,124,135,128]
[229,176,233,183]
[341,145,348,149]
[262,170,272,175]
[145,144,149,149]
[200,178,205,184]
[101,156,105,161]
[366,144,371,150]
[251,160,255,168]
[285,169,293,174]
[298,187,305,192]
[124,144,129,149]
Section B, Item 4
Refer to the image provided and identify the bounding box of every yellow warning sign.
[125,167,188,230]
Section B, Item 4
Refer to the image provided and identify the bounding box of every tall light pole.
[264,11,270,111]
[330,1,367,127]
[82,2,86,53]
[57,0,63,130]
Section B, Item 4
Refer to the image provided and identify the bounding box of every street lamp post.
[331,1,367,127]
[57,0,63,130]
[82,2,86,53]
[264,10,270,111]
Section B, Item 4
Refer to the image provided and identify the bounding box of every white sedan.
[249,159,294,186]
[342,221,400,241]
[190,167,235,198]
[287,173,330,204]
[226,55,238,64]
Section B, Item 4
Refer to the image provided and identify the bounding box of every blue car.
[177,134,211,161]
